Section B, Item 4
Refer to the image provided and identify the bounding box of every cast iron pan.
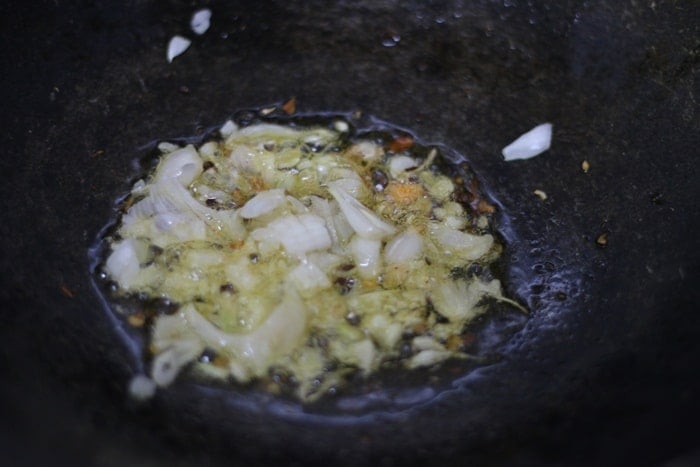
[1,0,698,465]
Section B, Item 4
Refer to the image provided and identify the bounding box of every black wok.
[1,0,698,465]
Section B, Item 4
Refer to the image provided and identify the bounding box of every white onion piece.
[105,238,148,289]
[306,252,343,274]
[286,195,308,214]
[327,181,396,240]
[412,335,446,351]
[151,339,204,387]
[349,339,376,372]
[229,146,260,174]
[408,349,453,369]
[384,229,423,264]
[430,223,493,260]
[199,141,219,159]
[171,291,307,378]
[157,141,180,154]
[220,120,238,138]
[166,35,192,63]
[352,141,383,161]
[239,189,286,219]
[157,179,245,240]
[267,214,331,256]
[122,189,176,226]
[330,177,363,197]
[236,123,299,138]
[389,155,419,178]
[289,260,331,295]
[128,375,157,401]
[349,236,382,279]
[331,209,355,245]
[190,8,212,35]
[429,279,504,323]
[155,145,202,186]
[366,315,402,349]
[502,123,553,161]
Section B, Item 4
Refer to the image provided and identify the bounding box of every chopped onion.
[157,179,246,240]
[267,214,332,256]
[412,335,446,351]
[429,279,504,323]
[289,260,331,295]
[430,223,493,260]
[239,189,286,219]
[157,141,180,154]
[286,195,309,214]
[151,338,204,387]
[384,228,423,264]
[127,375,157,401]
[349,236,382,279]
[103,121,520,401]
[389,155,419,178]
[104,238,148,289]
[351,141,383,161]
[166,35,192,63]
[155,145,202,186]
[236,123,300,139]
[502,123,553,161]
[184,289,306,377]
[349,339,376,372]
[366,314,402,349]
[190,8,212,35]
[220,120,238,138]
[327,182,396,240]
[408,349,453,369]
[229,145,261,174]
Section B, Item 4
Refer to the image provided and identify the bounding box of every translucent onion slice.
[502,123,553,161]
[151,339,204,386]
[389,155,419,178]
[104,238,148,289]
[190,8,212,35]
[289,260,331,296]
[430,223,493,261]
[166,35,192,63]
[155,145,203,186]
[384,228,423,264]
[238,189,286,219]
[327,181,396,240]
[349,236,382,279]
[152,289,307,380]
[267,214,332,256]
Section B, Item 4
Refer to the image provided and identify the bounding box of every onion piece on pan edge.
[502,123,553,161]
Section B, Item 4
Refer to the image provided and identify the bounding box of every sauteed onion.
[102,119,521,401]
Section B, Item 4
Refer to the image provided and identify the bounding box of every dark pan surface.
[1,0,698,465]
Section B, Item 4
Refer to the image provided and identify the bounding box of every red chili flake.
[281,97,296,115]
[60,284,75,298]
[388,135,414,153]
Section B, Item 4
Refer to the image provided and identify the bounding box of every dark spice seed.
[345,311,361,326]
[334,276,355,295]
[220,283,236,294]
[199,347,218,363]
[372,169,388,191]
